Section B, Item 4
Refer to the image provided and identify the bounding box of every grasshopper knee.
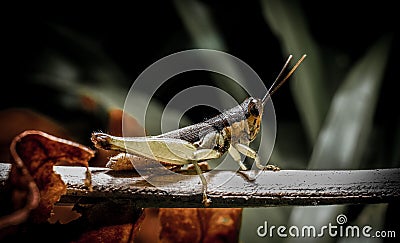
[234,143,270,170]
[193,149,221,161]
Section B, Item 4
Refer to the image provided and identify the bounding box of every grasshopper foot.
[203,197,212,207]
[201,184,212,207]
[262,164,280,171]
[238,171,256,181]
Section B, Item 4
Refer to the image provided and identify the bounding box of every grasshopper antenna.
[262,54,307,107]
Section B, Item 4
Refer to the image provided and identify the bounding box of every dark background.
[3,1,397,130]
[1,1,399,242]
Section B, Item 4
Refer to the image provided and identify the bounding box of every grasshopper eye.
[248,100,259,116]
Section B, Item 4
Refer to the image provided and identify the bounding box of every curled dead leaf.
[0,130,95,229]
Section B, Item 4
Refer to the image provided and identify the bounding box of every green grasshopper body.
[91,54,306,206]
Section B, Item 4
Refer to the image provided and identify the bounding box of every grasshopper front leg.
[233,143,280,171]
[228,145,248,171]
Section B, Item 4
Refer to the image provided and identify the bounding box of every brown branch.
[1,163,399,207]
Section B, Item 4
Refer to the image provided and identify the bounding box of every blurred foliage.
[1,1,399,243]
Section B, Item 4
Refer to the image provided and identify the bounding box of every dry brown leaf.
[71,202,145,243]
[0,130,95,229]
[158,208,243,243]
[199,208,243,243]
[73,223,136,243]
[159,208,202,243]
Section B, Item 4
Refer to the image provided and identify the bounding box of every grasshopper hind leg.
[191,148,219,206]
[191,160,211,207]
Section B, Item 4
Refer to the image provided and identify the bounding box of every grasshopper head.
[243,55,307,141]
[241,97,264,141]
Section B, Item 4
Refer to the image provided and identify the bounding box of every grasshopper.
[91,54,306,206]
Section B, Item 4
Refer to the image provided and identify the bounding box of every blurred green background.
[2,1,399,242]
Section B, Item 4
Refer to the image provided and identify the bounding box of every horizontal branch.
[1,163,399,207]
